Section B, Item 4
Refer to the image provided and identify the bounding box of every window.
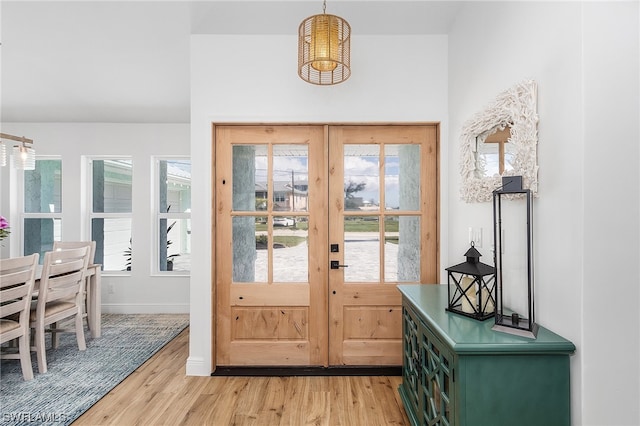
[156,158,191,273]
[90,158,133,272]
[23,159,62,262]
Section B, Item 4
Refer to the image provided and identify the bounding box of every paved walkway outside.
[255,235,401,282]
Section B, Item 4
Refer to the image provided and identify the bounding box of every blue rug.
[0,314,189,426]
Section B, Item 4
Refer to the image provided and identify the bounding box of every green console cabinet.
[398,285,575,426]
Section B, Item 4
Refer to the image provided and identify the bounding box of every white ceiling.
[0,1,463,123]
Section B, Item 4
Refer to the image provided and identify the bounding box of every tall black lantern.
[492,176,538,338]
[446,243,496,320]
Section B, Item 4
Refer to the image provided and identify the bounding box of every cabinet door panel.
[420,323,455,426]
[402,306,421,419]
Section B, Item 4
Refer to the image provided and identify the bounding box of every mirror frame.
[459,80,539,202]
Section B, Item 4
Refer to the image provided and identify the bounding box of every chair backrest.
[0,254,39,340]
[52,241,96,265]
[38,247,90,305]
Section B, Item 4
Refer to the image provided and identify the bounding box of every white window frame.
[153,156,191,276]
[87,156,133,274]
[19,157,63,259]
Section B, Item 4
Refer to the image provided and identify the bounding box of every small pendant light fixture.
[12,143,36,170]
[0,141,6,167]
[0,133,36,170]
[298,0,351,85]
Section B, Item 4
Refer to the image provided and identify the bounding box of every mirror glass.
[474,125,516,178]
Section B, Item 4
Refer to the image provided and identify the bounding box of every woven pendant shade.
[298,11,351,85]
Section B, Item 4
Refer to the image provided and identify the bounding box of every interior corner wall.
[0,122,191,313]
[188,34,450,375]
[448,2,639,425]
[582,2,639,425]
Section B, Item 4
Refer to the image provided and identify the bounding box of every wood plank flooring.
[73,328,410,425]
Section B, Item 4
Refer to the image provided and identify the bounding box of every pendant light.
[12,143,36,170]
[0,133,36,170]
[298,0,351,85]
[0,141,6,167]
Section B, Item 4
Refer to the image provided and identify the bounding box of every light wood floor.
[73,328,410,425]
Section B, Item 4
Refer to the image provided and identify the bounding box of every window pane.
[272,144,309,213]
[385,145,420,211]
[24,160,62,213]
[92,218,131,271]
[385,216,420,282]
[157,159,191,274]
[233,145,265,212]
[159,160,191,213]
[92,159,132,213]
[344,145,379,211]
[159,218,191,272]
[344,216,379,282]
[273,225,308,282]
[232,216,265,282]
[23,218,61,263]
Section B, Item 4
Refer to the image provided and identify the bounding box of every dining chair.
[0,253,39,380]
[52,241,96,335]
[30,246,90,374]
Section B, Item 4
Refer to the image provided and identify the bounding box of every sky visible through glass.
[254,155,401,208]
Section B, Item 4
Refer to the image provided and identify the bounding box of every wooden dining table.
[34,263,102,338]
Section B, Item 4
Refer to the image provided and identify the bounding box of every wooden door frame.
[210,122,440,372]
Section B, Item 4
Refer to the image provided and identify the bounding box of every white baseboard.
[186,356,211,376]
[101,303,190,314]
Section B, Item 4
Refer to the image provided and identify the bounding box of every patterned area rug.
[0,314,189,426]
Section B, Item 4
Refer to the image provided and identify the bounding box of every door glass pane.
[344,144,379,211]
[273,225,308,282]
[232,216,266,283]
[385,216,421,282]
[23,218,61,262]
[385,144,420,211]
[92,159,132,213]
[272,145,309,213]
[233,145,266,212]
[92,218,131,271]
[24,160,62,213]
[344,216,379,282]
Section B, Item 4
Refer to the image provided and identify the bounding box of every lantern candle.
[460,276,476,314]
[446,243,496,321]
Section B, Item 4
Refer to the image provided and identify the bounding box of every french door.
[214,124,438,367]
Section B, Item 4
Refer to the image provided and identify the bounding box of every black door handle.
[330,260,348,269]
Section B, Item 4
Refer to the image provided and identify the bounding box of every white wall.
[582,2,640,424]
[448,2,639,425]
[0,123,191,313]
[188,34,450,375]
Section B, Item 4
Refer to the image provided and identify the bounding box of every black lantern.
[492,176,538,338]
[446,242,496,320]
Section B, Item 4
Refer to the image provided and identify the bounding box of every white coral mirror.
[460,80,539,202]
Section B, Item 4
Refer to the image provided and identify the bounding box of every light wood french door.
[214,124,438,367]
[328,125,438,365]
[215,125,328,366]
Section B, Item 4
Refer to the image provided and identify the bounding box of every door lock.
[330,260,348,269]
